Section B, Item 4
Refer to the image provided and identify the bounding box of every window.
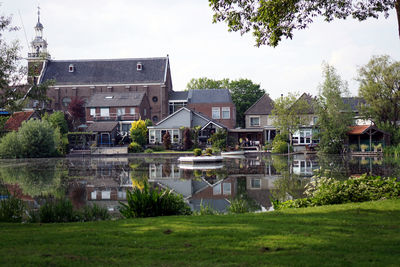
[213,184,221,195]
[169,101,187,114]
[251,178,261,189]
[101,191,111,200]
[100,108,109,117]
[250,116,260,126]
[137,62,142,71]
[69,64,74,72]
[122,124,131,133]
[223,183,231,195]
[152,96,158,102]
[90,108,96,117]
[105,96,113,99]
[313,116,318,125]
[149,130,156,143]
[130,108,136,115]
[152,116,158,122]
[62,97,71,107]
[212,107,220,119]
[91,191,97,200]
[222,107,230,119]
[117,108,125,116]
[144,109,147,116]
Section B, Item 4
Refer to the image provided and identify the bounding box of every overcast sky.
[3,0,400,99]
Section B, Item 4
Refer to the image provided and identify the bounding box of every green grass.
[1,199,400,266]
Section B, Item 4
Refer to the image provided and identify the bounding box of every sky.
[2,0,400,100]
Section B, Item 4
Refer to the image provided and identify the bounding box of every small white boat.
[221,151,245,157]
[178,156,223,164]
[178,164,224,170]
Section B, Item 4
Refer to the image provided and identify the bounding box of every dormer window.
[105,96,113,99]
[137,62,142,71]
[69,64,75,72]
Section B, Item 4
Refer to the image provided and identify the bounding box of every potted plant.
[360,144,368,152]
[349,144,358,152]
[373,143,382,152]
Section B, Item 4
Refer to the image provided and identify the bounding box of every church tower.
[27,6,50,84]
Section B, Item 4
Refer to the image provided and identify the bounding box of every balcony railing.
[91,113,139,122]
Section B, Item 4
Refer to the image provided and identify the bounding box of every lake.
[0,154,398,214]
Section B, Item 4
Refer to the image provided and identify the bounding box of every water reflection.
[0,154,399,214]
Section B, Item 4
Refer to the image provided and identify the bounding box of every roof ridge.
[48,57,168,62]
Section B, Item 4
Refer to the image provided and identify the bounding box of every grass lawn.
[1,199,399,266]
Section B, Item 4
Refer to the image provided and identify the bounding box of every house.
[3,110,41,132]
[85,92,150,134]
[87,121,119,146]
[147,107,227,146]
[27,11,173,124]
[347,125,390,152]
[169,89,236,129]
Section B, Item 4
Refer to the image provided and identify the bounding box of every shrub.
[0,131,22,158]
[193,148,202,156]
[43,111,69,135]
[205,148,213,155]
[360,144,369,151]
[272,140,288,153]
[144,148,154,153]
[163,131,171,150]
[81,204,110,222]
[128,142,144,153]
[228,198,251,214]
[183,128,193,150]
[152,145,165,152]
[130,119,148,146]
[209,129,227,150]
[264,143,272,151]
[349,144,358,152]
[0,193,25,223]
[119,183,192,218]
[39,198,77,223]
[273,175,400,210]
[195,200,219,215]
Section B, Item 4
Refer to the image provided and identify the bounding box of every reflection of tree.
[129,161,149,190]
[233,177,260,211]
[0,160,67,198]
[316,154,350,180]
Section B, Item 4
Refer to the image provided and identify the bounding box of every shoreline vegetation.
[0,199,399,266]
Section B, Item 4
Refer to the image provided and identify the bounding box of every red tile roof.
[4,111,35,131]
[347,125,371,135]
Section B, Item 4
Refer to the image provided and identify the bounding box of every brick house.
[86,92,150,134]
[3,110,41,132]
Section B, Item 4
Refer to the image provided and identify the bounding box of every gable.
[245,94,274,115]
[152,108,192,129]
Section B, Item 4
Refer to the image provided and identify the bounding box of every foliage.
[128,141,144,153]
[349,144,358,152]
[151,145,165,152]
[209,0,399,47]
[186,77,229,90]
[183,128,193,150]
[205,148,213,155]
[144,148,154,153]
[68,97,85,128]
[273,175,400,210]
[263,143,272,151]
[358,55,400,144]
[193,148,202,156]
[194,200,220,215]
[43,111,69,135]
[316,63,354,154]
[119,183,192,218]
[130,119,147,147]
[0,190,25,223]
[228,198,252,214]
[0,120,60,158]
[272,92,311,147]
[0,115,9,136]
[360,144,369,151]
[271,135,291,154]
[192,126,201,148]
[162,131,171,150]
[209,129,227,150]
[80,204,111,222]
[185,78,264,127]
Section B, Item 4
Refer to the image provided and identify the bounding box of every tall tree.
[186,77,265,127]
[358,55,400,143]
[209,0,400,47]
[186,77,229,90]
[316,64,354,154]
[272,92,311,148]
[229,79,264,127]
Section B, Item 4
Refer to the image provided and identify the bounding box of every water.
[0,154,398,214]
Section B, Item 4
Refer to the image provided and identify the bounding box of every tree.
[316,64,354,154]
[68,97,85,128]
[43,111,69,135]
[183,128,193,150]
[162,131,171,150]
[186,77,229,90]
[129,119,148,147]
[209,129,227,150]
[229,79,264,127]
[358,55,400,143]
[186,77,265,127]
[209,0,400,47]
[271,92,311,148]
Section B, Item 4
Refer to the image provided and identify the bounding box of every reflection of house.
[4,110,41,132]
[169,89,236,129]
[148,107,227,146]
[86,92,150,134]
[292,154,319,176]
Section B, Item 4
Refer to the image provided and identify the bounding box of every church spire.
[28,5,50,60]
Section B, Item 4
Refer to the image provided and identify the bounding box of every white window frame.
[90,108,96,117]
[213,183,221,195]
[222,107,230,119]
[130,108,136,115]
[223,183,231,195]
[251,178,261,189]
[212,107,220,119]
[117,108,125,116]
[100,108,109,117]
[250,116,260,127]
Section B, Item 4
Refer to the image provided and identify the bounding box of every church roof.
[40,57,169,86]
[188,89,232,103]
[86,92,146,108]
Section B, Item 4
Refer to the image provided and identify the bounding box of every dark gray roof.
[86,92,146,107]
[244,94,274,115]
[169,91,188,101]
[297,93,316,114]
[188,89,232,103]
[87,122,118,132]
[342,97,365,112]
[40,57,168,85]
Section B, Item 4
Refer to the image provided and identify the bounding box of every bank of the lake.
[1,199,399,266]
